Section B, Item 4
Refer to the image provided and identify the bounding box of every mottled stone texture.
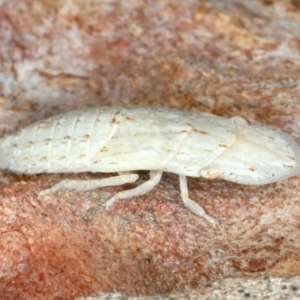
[0,0,300,299]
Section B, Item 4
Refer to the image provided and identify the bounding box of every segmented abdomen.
[0,108,116,173]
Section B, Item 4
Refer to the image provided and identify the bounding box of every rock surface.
[0,0,300,299]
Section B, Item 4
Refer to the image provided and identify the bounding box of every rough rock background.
[0,0,300,299]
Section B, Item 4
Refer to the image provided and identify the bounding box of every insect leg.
[38,173,139,197]
[105,170,163,209]
[179,175,216,225]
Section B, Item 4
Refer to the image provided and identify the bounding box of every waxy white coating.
[1,106,299,224]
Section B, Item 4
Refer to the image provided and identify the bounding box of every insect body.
[1,106,300,224]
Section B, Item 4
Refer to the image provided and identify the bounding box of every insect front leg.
[105,170,163,209]
[38,172,139,197]
[179,175,217,225]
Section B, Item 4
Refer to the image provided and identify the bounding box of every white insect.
[0,106,300,224]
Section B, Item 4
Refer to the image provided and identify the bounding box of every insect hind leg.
[38,172,139,197]
[179,175,217,225]
[105,170,162,209]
